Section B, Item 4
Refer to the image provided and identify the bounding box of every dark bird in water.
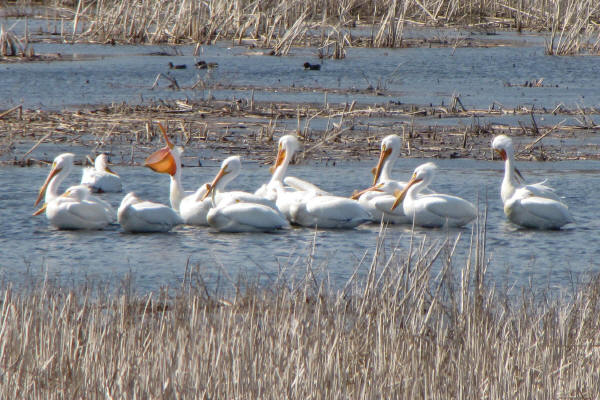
[168,62,187,70]
[196,60,219,69]
[303,62,321,70]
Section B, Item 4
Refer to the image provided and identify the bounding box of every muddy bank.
[1,99,598,167]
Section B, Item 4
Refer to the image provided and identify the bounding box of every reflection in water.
[1,158,599,293]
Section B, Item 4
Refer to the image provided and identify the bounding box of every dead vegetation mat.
[1,99,599,167]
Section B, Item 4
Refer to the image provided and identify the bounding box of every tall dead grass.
[22,0,596,49]
[1,220,599,398]
[545,0,600,55]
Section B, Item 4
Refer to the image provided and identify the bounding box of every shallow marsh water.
[2,25,600,294]
[1,33,600,121]
[1,158,598,294]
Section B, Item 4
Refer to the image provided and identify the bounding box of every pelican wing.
[283,176,330,195]
[132,202,181,225]
[517,196,573,224]
[225,203,287,228]
[209,203,289,231]
[371,194,403,214]
[217,191,278,209]
[418,195,476,220]
[64,200,113,224]
[522,180,561,202]
[305,195,370,221]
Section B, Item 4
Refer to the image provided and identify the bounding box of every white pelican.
[33,153,116,229]
[353,135,412,224]
[203,157,289,232]
[491,135,562,203]
[144,130,212,225]
[33,185,114,230]
[145,124,277,225]
[81,154,123,193]
[265,136,371,229]
[391,162,476,228]
[118,192,182,233]
[255,135,329,201]
[492,135,573,229]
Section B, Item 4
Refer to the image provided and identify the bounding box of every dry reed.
[12,0,599,49]
[1,96,599,167]
[0,223,599,398]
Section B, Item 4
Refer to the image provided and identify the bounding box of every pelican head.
[491,135,515,161]
[372,134,402,184]
[270,135,300,174]
[144,123,181,176]
[35,152,75,207]
[95,153,118,176]
[492,134,524,183]
[201,156,243,200]
[391,162,437,210]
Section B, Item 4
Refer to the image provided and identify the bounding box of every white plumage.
[392,162,476,228]
[81,154,123,193]
[268,135,371,229]
[118,192,182,233]
[492,135,573,229]
[33,154,115,230]
[355,135,413,224]
[255,135,329,202]
[145,125,278,226]
[34,185,114,230]
[204,156,289,233]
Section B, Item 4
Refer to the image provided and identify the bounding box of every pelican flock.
[31,128,575,233]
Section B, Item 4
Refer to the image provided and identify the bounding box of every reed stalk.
[12,0,595,48]
[0,224,599,398]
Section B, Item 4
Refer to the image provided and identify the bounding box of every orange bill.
[145,148,176,175]
[350,183,384,200]
[35,164,61,207]
[269,146,286,174]
[372,145,392,185]
[391,175,422,211]
[200,167,229,200]
[32,203,47,216]
[105,165,119,176]
[157,122,174,149]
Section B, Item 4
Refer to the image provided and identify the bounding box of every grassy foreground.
[1,224,599,398]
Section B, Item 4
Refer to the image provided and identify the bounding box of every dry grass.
[1,222,599,398]
[545,0,600,55]
[7,0,600,49]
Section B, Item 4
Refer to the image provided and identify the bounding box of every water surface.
[2,158,598,294]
